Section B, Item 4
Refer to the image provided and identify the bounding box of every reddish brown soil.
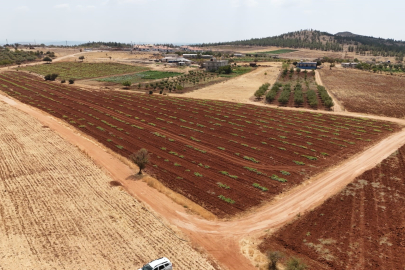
[0,71,399,218]
[319,69,405,118]
[260,144,405,270]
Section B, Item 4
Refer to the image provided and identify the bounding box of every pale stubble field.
[0,101,218,270]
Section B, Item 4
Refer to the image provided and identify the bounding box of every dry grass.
[320,68,405,118]
[0,101,219,270]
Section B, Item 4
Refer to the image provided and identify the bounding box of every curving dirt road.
[2,90,405,269]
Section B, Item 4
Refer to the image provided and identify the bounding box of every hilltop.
[200,30,405,57]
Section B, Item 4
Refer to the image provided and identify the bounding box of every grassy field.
[21,62,148,80]
[219,66,253,78]
[96,71,183,84]
[258,49,298,54]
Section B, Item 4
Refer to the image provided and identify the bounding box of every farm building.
[341,62,358,68]
[296,62,317,69]
[234,53,244,57]
[201,55,213,59]
[204,59,229,71]
[183,54,198,58]
[162,57,191,66]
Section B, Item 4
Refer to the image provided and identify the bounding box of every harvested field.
[259,144,405,270]
[0,71,399,217]
[21,62,148,80]
[0,101,218,270]
[319,69,405,118]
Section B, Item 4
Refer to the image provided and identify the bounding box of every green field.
[219,66,253,78]
[21,62,148,80]
[258,49,298,54]
[96,71,183,84]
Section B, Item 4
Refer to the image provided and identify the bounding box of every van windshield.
[142,264,153,270]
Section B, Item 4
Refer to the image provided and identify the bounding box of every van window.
[158,265,165,270]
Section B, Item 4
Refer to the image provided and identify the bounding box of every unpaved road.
[177,63,281,103]
[315,70,344,112]
[2,89,405,269]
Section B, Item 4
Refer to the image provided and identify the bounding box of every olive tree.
[130,148,150,175]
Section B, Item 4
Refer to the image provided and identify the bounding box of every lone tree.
[43,56,52,64]
[267,251,283,270]
[130,148,150,175]
[122,81,132,89]
[79,56,85,62]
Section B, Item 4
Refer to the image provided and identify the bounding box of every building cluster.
[133,45,205,53]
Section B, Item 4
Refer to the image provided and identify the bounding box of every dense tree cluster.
[199,30,343,52]
[78,41,131,48]
[199,29,405,55]
[0,48,48,65]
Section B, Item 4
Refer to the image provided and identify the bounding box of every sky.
[1,0,404,45]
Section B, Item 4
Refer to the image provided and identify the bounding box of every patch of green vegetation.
[22,62,147,80]
[256,49,298,54]
[219,66,252,78]
[97,70,182,83]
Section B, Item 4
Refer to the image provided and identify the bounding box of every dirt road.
[315,70,344,112]
[2,90,405,269]
[177,63,281,102]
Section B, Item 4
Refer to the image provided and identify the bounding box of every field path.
[176,63,282,102]
[2,90,405,269]
[315,70,344,112]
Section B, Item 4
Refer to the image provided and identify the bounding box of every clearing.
[0,101,219,270]
[0,71,399,218]
[259,143,405,270]
[180,63,281,102]
[319,68,405,119]
[21,62,148,80]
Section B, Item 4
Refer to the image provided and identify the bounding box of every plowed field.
[319,69,405,118]
[0,72,399,217]
[259,144,405,270]
[0,101,218,270]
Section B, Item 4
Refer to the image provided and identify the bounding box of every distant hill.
[200,30,405,57]
[335,31,358,37]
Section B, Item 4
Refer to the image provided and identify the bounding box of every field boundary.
[315,70,344,112]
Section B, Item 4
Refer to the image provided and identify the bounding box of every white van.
[138,257,173,270]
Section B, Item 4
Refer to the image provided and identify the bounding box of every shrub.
[217,65,232,74]
[44,73,58,81]
[68,79,75,84]
[61,79,66,83]
[149,90,153,95]
[286,257,307,270]
[267,251,283,270]
[43,56,52,63]
[122,81,132,88]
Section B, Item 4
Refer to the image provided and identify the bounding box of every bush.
[122,81,131,88]
[61,79,66,83]
[68,79,75,84]
[278,84,291,105]
[217,65,232,74]
[266,83,281,102]
[43,56,52,63]
[44,73,58,81]
[149,90,153,95]
[286,257,307,270]
[254,82,270,99]
[306,90,318,108]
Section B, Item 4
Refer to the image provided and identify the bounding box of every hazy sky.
[1,0,404,45]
